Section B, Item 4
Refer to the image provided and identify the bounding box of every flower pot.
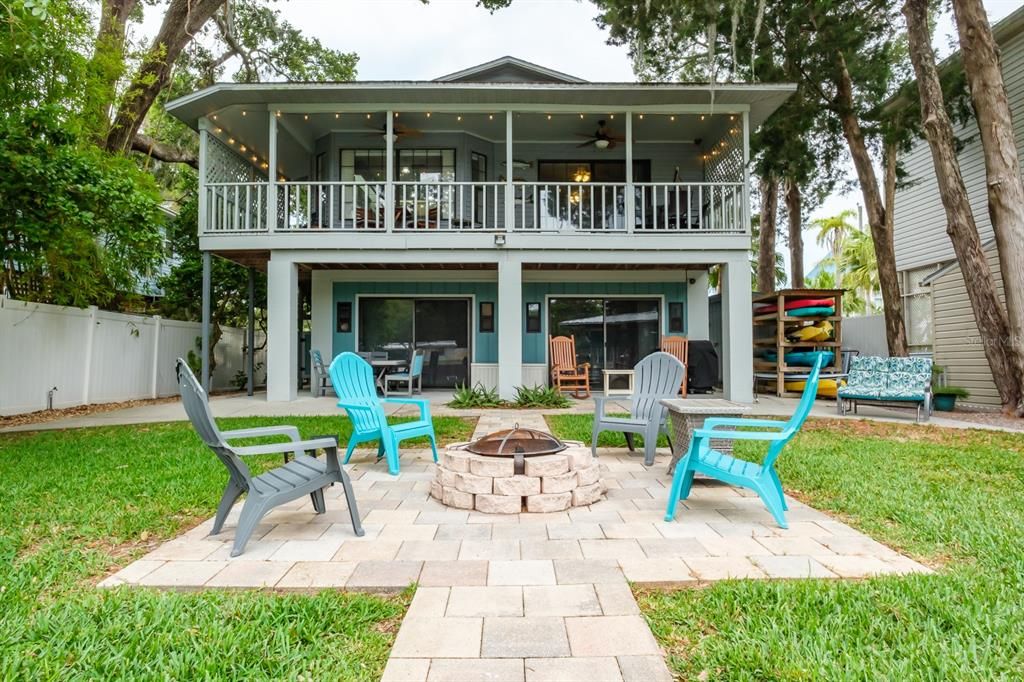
[933,394,957,412]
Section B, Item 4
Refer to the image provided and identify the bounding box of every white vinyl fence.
[843,315,889,358]
[0,297,265,416]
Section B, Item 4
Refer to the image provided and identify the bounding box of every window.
[336,302,352,333]
[340,150,387,182]
[471,152,487,181]
[668,302,684,333]
[398,149,455,182]
[526,302,541,333]
[479,301,495,333]
[903,267,935,349]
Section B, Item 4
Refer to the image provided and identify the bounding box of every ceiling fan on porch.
[576,120,624,150]
[364,123,423,144]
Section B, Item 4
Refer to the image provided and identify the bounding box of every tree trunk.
[757,174,779,293]
[952,0,1024,415]
[85,0,139,139]
[903,0,1023,413]
[105,0,225,154]
[832,51,909,356]
[784,178,804,288]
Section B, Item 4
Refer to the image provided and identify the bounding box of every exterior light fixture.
[239,145,247,152]
[227,137,235,144]
[276,111,281,117]
[457,115,462,121]
[609,114,615,119]
[494,234,506,247]
[251,155,257,162]
[426,112,431,117]
[580,113,584,119]
[638,114,644,119]
[212,115,217,120]
[489,114,494,120]
[303,114,309,120]
[670,115,675,121]
[366,113,371,119]
[214,127,222,133]
[335,113,340,119]
[700,115,706,121]
[594,139,610,150]
[547,114,552,120]
[241,111,246,116]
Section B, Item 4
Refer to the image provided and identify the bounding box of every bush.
[512,384,571,409]
[448,383,505,408]
[933,385,970,398]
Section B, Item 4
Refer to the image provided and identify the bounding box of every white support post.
[721,257,753,403]
[82,305,98,405]
[268,112,278,232]
[267,254,299,401]
[625,110,634,233]
[686,271,710,340]
[198,119,210,235]
[386,110,395,232]
[497,253,523,400]
[310,270,333,364]
[505,110,514,232]
[741,110,750,233]
[150,315,161,399]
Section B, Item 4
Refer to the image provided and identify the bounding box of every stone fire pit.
[430,431,605,514]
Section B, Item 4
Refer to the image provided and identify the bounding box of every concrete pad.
[276,561,358,588]
[447,586,524,617]
[205,560,293,588]
[750,555,838,579]
[488,560,556,586]
[523,584,602,617]
[565,616,661,656]
[520,540,584,560]
[346,560,423,589]
[481,617,570,658]
[616,655,674,682]
[427,658,525,682]
[554,559,626,585]
[391,617,483,658]
[381,658,430,682]
[525,657,622,681]
[418,560,489,587]
[594,582,640,616]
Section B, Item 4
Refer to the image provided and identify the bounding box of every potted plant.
[932,385,969,412]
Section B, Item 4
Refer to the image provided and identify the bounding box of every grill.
[464,425,567,475]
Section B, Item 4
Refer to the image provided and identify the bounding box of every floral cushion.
[838,356,887,398]
[881,357,932,400]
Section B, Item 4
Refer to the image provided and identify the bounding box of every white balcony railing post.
[625,111,635,234]
[268,113,277,233]
[385,110,395,232]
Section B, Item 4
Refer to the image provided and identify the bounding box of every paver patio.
[101,412,931,680]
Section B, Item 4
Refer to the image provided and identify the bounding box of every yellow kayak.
[785,378,842,397]
[788,320,833,342]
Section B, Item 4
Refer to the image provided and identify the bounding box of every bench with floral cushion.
[837,356,933,422]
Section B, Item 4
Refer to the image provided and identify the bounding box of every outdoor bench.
[837,355,933,422]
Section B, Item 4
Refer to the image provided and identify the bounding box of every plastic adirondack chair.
[660,335,690,396]
[310,349,333,397]
[665,355,825,529]
[592,351,685,466]
[384,349,424,396]
[550,335,591,398]
[328,351,438,475]
[176,358,363,556]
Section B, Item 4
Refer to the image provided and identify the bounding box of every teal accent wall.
[332,281,498,363]
[520,281,687,364]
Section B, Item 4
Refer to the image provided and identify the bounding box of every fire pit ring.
[464,424,567,475]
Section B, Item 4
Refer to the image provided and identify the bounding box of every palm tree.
[709,216,786,291]
[840,227,880,314]
[811,209,857,289]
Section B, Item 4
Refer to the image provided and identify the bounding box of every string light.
[335,113,340,119]
[241,111,246,117]
[426,112,431,118]
[700,115,705,121]
[212,115,218,121]
[214,127,222,134]
[239,144,247,152]
[227,137,235,144]
[670,115,675,121]
[489,114,494,120]
[457,115,462,121]
[275,111,281,118]
[303,114,309,121]
[609,114,615,119]
[547,114,552,120]
[366,113,371,119]
[638,114,644,119]
[251,155,257,162]
[580,113,584,119]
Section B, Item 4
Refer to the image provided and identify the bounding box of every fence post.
[151,315,162,399]
[82,305,98,405]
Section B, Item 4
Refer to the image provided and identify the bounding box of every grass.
[547,414,1024,679]
[546,412,670,447]
[0,415,474,679]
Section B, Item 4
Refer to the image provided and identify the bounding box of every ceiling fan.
[576,119,624,150]
[364,123,422,144]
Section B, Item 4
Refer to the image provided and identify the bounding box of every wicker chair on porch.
[549,334,591,399]
[660,336,690,397]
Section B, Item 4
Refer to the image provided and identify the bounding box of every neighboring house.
[165,56,794,401]
[891,8,1024,406]
[136,204,180,299]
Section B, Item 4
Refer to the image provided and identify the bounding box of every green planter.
[933,394,958,412]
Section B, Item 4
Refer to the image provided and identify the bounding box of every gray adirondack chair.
[176,358,364,556]
[310,349,333,397]
[592,351,686,466]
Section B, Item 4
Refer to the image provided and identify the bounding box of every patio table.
[370,359,407,393]
[660,398,752,474]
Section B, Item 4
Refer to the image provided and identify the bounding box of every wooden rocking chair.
[660,335,690,397]
[549,334,591,399]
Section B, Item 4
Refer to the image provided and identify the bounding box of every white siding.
[893,27,1024,272]
[930,244,1005,407]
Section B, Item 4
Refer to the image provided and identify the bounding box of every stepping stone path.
[102,409,931,680]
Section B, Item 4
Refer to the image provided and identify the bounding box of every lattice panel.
[703,123,744,183]
[205,135,262,184]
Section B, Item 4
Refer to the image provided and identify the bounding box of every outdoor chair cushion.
[838,356,887,398]
[881,357,932,400]
[788,306,835,317]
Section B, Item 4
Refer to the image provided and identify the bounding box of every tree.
[902,0,1023,414]
[951,0,1024,411]
[838,227,880,315]
[756,175,779,292]
[784,178,804,288]
[812,209,857,289]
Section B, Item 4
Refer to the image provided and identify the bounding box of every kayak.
[787,306,835,317]
[755,297,835,314]
[785,378,842,397]
[788,320,833,342]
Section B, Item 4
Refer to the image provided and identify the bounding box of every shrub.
[512,384,571,409]
[448,383,505,408]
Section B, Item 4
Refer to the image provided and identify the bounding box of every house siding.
[931,244,1005,407]
[893,27,1024,272]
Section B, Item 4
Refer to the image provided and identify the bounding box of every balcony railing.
[201,180,746,236]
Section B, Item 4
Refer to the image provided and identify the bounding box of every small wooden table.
[602,369,635,396]
[660,398,752,473]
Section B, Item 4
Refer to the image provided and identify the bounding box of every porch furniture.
[550,335,591,399]
[328,351,438,475]
[384,349,424,396]
[176,358,363,556]
[665,355,824,529]
[310,349,332,397]
[837,356,933,423]
[602,368,635,396]
[591,351,685,466]
[661,398,752,474]
[369,358,406,393]
[660,335,690,396]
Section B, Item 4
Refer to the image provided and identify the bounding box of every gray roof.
[434,56,586,84]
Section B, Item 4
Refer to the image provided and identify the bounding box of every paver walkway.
[102,411,931,681]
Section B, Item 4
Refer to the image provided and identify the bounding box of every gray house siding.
[893,26,1024,272]
[930,243,1005,407]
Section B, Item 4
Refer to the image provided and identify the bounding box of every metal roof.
[434,56,586,83]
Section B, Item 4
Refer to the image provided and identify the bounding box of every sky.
[142,0,1023,275]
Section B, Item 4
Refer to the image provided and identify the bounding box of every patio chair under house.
[591,351,686,465]
[384,349,425,396]
[665,355,825,529]
[550,335,591,399]
[176,358,364,556]
[329,351,439,475]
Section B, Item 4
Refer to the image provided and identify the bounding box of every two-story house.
[166,57,794,402]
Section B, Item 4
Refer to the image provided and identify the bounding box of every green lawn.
[0,415,474,679]
[545,412,670,448]
[547,415,1024,679]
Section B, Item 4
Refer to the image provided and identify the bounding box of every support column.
[201,251,212,392]
[625,110,634,233]
[497,253,523,400]
[267,254,298,402]
[505,110,514,231]
[686,270,710,340]
[246,266,255,397]
[268,113,278,232]
[385,110,395,232]
[721,257,753,403]
[310,270,333,364]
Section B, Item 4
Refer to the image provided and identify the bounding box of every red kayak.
[755,297,834,314]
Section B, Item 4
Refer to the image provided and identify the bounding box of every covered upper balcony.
[166,62,794,250]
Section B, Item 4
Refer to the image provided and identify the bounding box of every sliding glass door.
[357,297,470,388]
[548,297,661,389]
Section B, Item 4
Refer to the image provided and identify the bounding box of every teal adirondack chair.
[665,355,824,529]
[328,351,438,475]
